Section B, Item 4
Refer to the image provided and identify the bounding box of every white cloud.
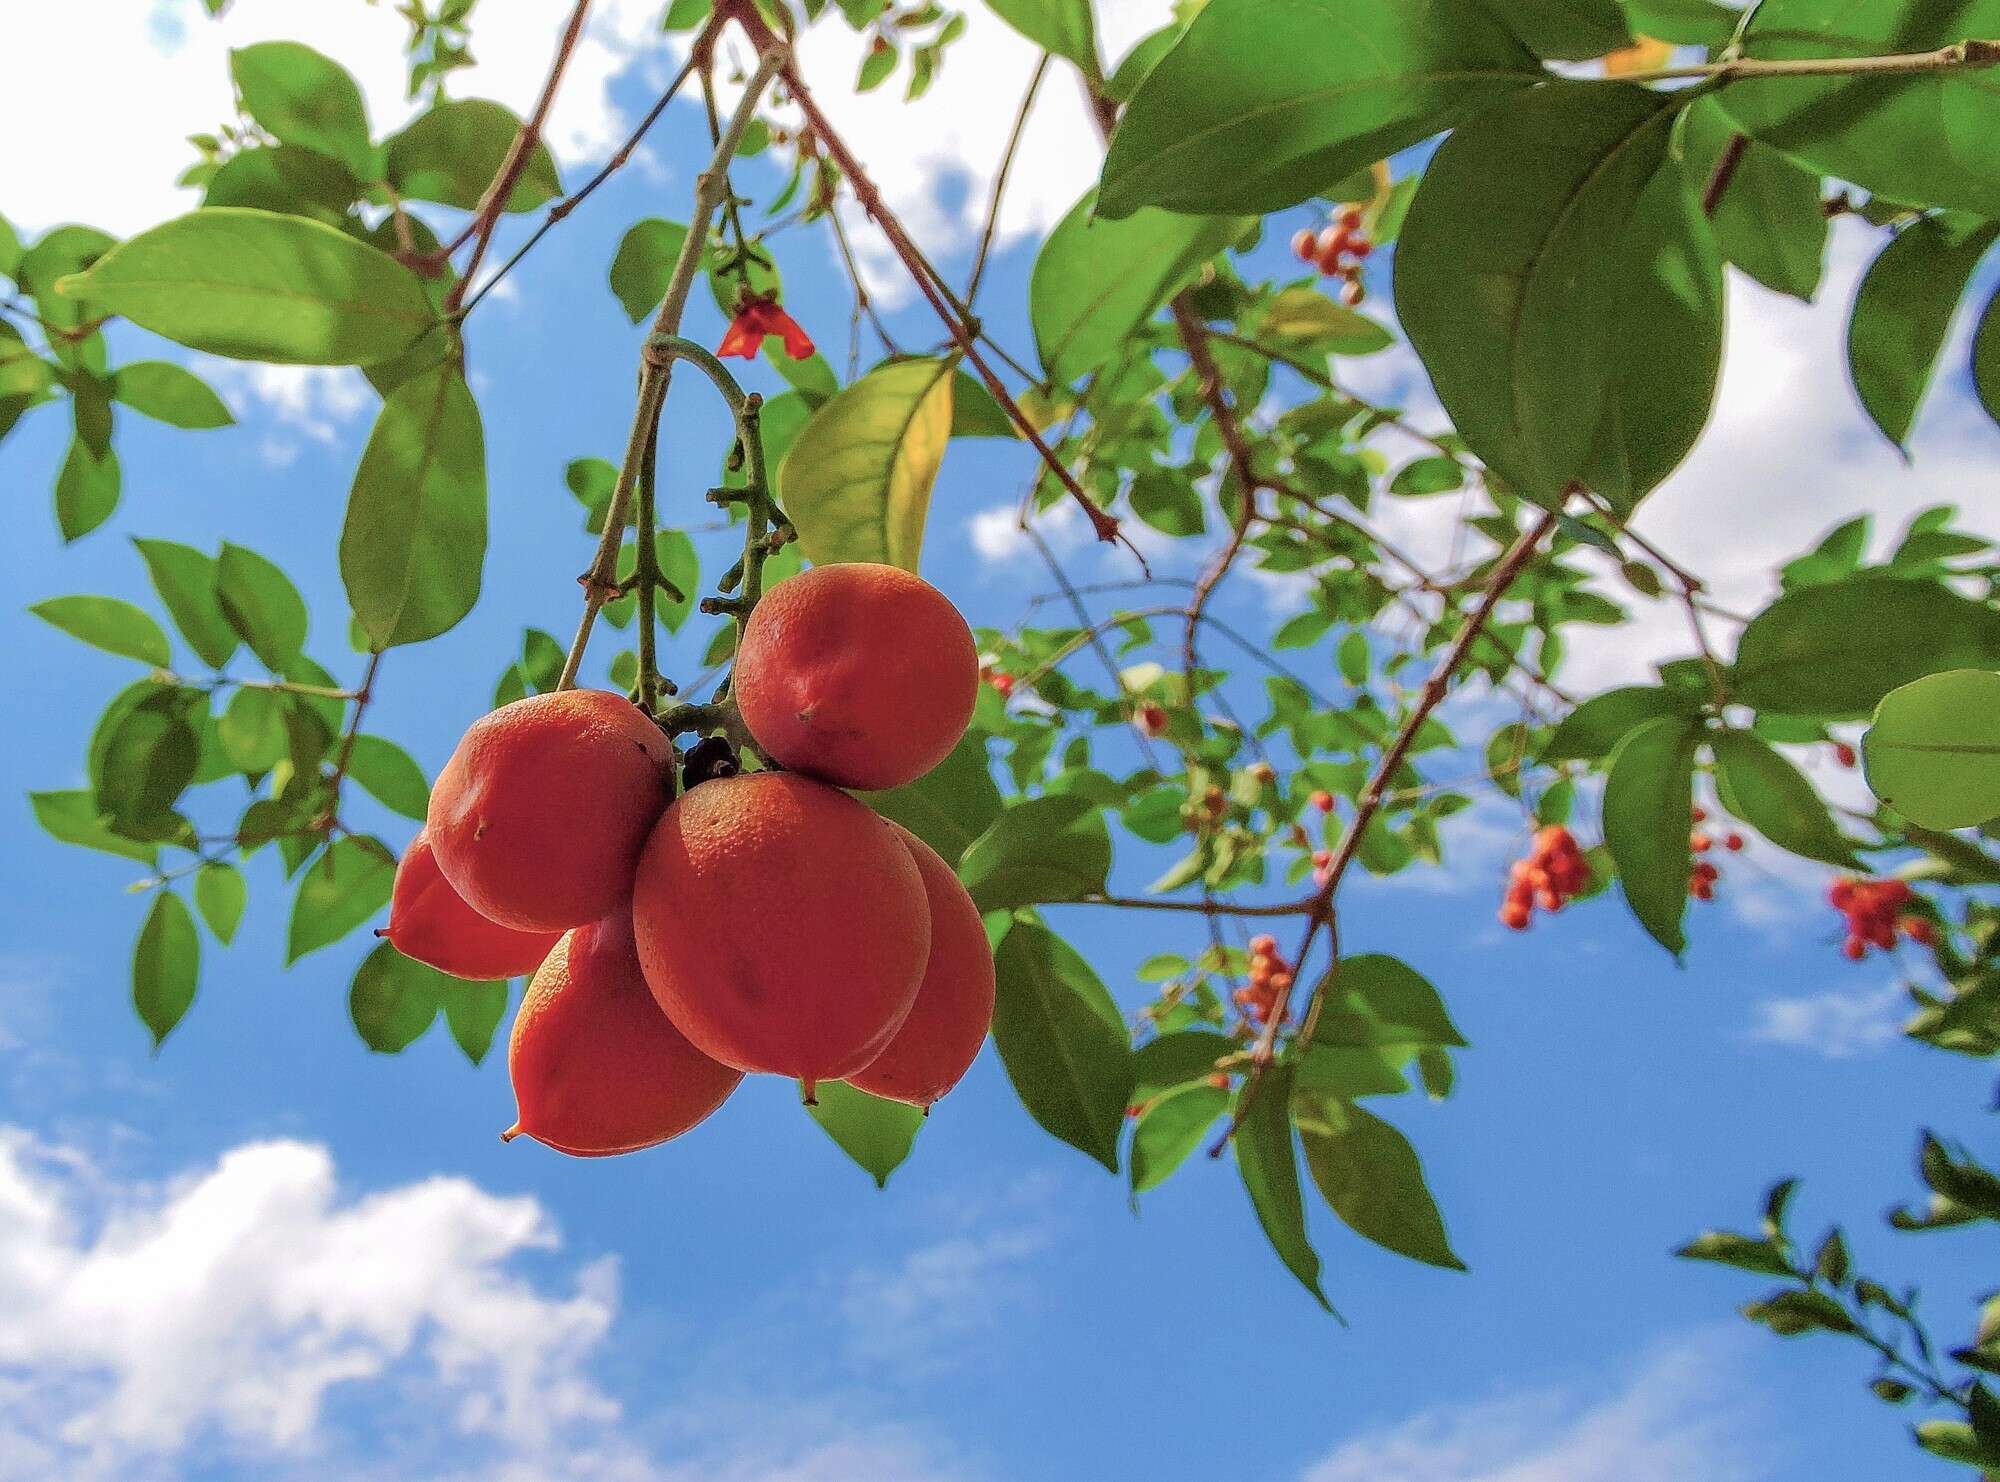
[1747,977,1908,1058]
[197,361,372,445]
[1301,1334,1768,1482]
[840,1221,1051,1371]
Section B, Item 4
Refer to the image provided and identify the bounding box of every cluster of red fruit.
[1828,877,1932,960]
[1499,825,1589,930]
[1233,934,1295,1026]
[1290,207,1371,305]
[378,563,996,1156]
[1686,808,1743,902]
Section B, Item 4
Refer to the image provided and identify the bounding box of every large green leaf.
[384,98,561,213]
[1234,1064,1332,1310]
[959,795,1113,911]
[93,687,203,836]
[30,595,171,667]
[1848,215,2000,450]
[991,922,1133,1171]
[779,357,953,571]
[1543,685,1693,762]
[1680,97,1827,302]
[1294,1095,1465,1269]
[1132,1083,1228,1193]
[349,941,443,1053]
[1096,0,1540,218]
[985,0,1099,75]
[61,209,435,366]
[132,891,199,1050]
[1602,713,1701,955]
[341,358,486,649]
[288,836,396,962]
[1031,191,1246,385]
[1734,579,2000,719]
[1502,0,1632,57]
[1717,0,2000,218]
[111,361,235,429]
[230,42,374,179]
[808,1080,925,1187]
[133,538,237,669]
[1711,729,1859,868]
[860,735,1003,865]
[217,542,308,669]
[1865,670,2000,829]
[1396,82,1684,500]
[1316,955,1467,1048]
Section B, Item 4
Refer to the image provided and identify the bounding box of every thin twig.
[966,52,1049,308]
[1606,35,2000,84]
[1701,132,1751,216]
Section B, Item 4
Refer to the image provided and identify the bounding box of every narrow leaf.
[133,891,199,1049]
[991,922,1134,1171]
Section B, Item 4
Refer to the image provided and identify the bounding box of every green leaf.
[1734,578,2000,720]
[1717,0,2000,219]
[203,143,359,223]
[1743,1288,1858,1337]
[110,360,234,429]
[230,42,374,178]
[29,789,158,865]
[1680,98,1826,301]
[55,439,120,542]
[1388,455,1463,497]
[1132,1084,1228,1193]
[1133,1028,1235,1097]
[1396,82,1685,500]
[1097,0,1538,218]
[1674,1229,1795,1277]
[287,836,396,962]
[349,941,443,1053]
[1712,729,1860,868]
[857,40,897,92]
[18,224,117,372]
[984,0,1098,75]
[607,217,690,323]
[1848,215,2000,451]
[1543,685,1689,762]
[1624,0,1739,45]
[93,688,203,835]
[385,98,561,212]
[860,735,1003,864]
[345,734,430,820]
[1294,1044,1409,1100]
[1323,954,1466,1047]
[948,369,1018,438]
[1864,670,2000,830]
[61,209,436,366]
[217,542,308,668]
[1295,1096,1465,1269]
[960,795,1113,911]
[1234,1063,1332,1310]
[1031,191,1247,385]
[1259,286,1394,353]
[217,686,287,773]
[779,357,954,571]
[991,922,1134,1171]
[133,891,199,1049]
[1915,1420,1994,1467]
[342,358,486,649]
[194,861,247,944]
[30,595,171,666]
[1976,287,2000,430]
[443,980,510,1066]
[808,1080,925,1187]
[1579,158,1725,513]
[1602,714,1700,955]
[1502,0,1631,58]
[133,538,236,669]
[1129,467,1206,536]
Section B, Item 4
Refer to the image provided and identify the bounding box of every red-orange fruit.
[377,828,559,980]
[504,908,742,1156]
[632,771,930,1093]
[730,561,978,791]
[428,690,672,933]
[848,823,996,1107]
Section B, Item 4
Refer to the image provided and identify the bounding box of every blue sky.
[3,3,1998,1479]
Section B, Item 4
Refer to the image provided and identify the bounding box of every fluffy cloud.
[1747,978,1909,1058]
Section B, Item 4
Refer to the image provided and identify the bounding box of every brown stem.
[1610,35,2000,85]
[1701,132,1750,217]
[314,650,384,830]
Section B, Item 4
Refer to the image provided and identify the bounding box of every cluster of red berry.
[1686,807,1742,902]
[1291,207,1371,306]
[1304,790,1335,884]
[1499,825,1589,930]
[1828,878,1931,959]
[979,657,1014,698]
[1234,934,1295,1025]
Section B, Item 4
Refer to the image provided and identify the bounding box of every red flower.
[717,297,815,360]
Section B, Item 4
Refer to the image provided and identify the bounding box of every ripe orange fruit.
[504,908,742,1156]
[632,771,930,1094]
[730,562,977,791]
[428,690,671,933]
[377,827,559,980]
[848,823,995,1107]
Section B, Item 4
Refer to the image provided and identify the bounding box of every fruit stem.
[635,412,663,712]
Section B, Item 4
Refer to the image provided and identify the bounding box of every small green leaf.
[1388,455,1463,497]
[230,41,374,178]
[349,941,443,1052]
[61,209,436,367]
[133,538,237,668]
[1234,1064,1332,1311]
[1848,215,2000,451]
[217,542,308,669]
[55,439,120,542]
[808,1080,925,1187]
[655,530,699,633]
[948,369,1018,438]
[1133,1028,1235,1097]
[1129,468,1206,536]
[29,789,158,864]
[111,360,234,428]
[385,98,561,213]
[345,734,430,820]
[93,687,203,835]
[1680,98,1826,302]
[985,0,1098,75]
[1674,1229,1795,1276]
[860,735,1003,865]
[780,356,953,571]
[1602,714,1700,955]
[1295,1095,1465,1270]
[991,922,1134,1172]
[217,686,288,773]
[194,861,247,944]
[341,357,486,649]
[1712,729,1859,867]
[443,980,510,1065]
[607,218,690,324]
[1132,1083,1228,1193]
[1322,955,1466,1047]
[288,836,396,962]
[30,595,171,666]
[133,890,199,1049]
[959,795,1113,911]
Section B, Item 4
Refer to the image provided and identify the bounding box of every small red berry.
[1348,238,1373,260]
[989,672,1014,697]
[1690,831,1712,853]
[1691,806,1708,823]
[1248,934,1278,956]
[1207,1072,1230,1090]
[1500,901,1531,930]
[1899,915,1935,946]
[1841,936,1865,961]
[1834,741,1857,768]
[1723,833,1744,852]
[1291,228,1317,262]
[1340,281,1365,307]
[1249,761,1275,784]
[1135,701,1168,736]
[1338,207,1363,231]
[1312,849,1332,868]
[1310,790,1334,813]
